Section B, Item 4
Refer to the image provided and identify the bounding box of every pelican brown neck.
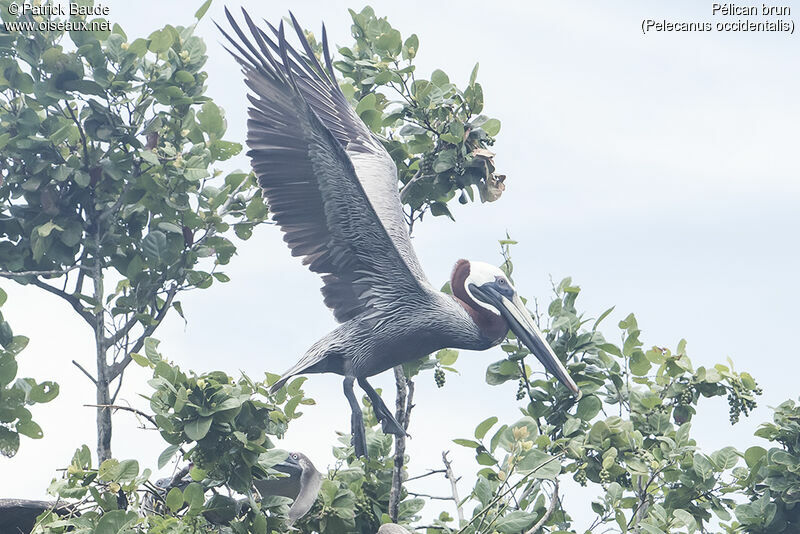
[450,259,507,343]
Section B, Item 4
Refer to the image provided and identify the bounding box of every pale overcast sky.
[3,0,799,529]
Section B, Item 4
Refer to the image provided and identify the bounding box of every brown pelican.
[254,452,322,525]
[220,10,580,457]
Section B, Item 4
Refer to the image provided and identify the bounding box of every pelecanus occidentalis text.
[220,9,580,457]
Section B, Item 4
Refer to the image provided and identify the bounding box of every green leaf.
[130,352,150,367]
[474,416,498,440]
[197,102,225,137]
[486,359,520,385]
[375,29,402,55]
[638,523,666,534]
[157,444,179,469]
[0,427,20,458]
[190,466,207,481]
[16,420,42,439]
[481,118,501,136]
[195,0,213,20]
[431,69,450,87]
[148,29,174,54]
[115,459,139,482]
[61,79,105,96]
[453,438,480,449]
[693,453,713,480]
[516,449,561,479]
[711,446,739,470]
[258,448,289,470]
[141,150,160,165]
[744,446,766,468]
[166,487,184,512]
[184,482,205,509]
[494,511,537,533]
[203,494,239,524]
[430,201,454,221]
[469,62,480,86]
[403,34,419,59]
[629,351,651,376]
[94,510,136,534]
[141,231,168,264]
[673,509,697,530]
[142,338,160,363]
[0,354,18,387]
[436,348,458,366]
[36,221,63,237]
[576,395,602,421]
[185,416,212,441]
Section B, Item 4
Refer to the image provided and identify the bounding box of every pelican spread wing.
[220,9,430,323]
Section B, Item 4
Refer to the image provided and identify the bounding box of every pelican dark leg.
[357,378,407,436]
[343,376,368,458]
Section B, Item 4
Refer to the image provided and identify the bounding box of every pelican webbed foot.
[343,376,369,458]
[358,377,407,437]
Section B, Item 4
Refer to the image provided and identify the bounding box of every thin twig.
[524,479,559,534]
[407,492,452,501]
[457,454,563,534]
[406,469,446,482]
[72,360,97,384]
[85,404,157,429]
[399,168,424,203]
[28,278,94,326]
[108,285,177,380]
[0,266,82,277]
[457,471,537,534]
[404,377,415,430]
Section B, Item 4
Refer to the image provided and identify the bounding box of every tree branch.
[107,285,177,380]
[524,479,559,534]
[399,168,424,204]
[72,360,97,384]
[0,266,81,277]
[105,314,139,347]
[389,365,408,523]
[407,492,452,501]
[66,103,90,168]
[456,470,538,534]
[27,278,94,326]
[84,404,158,429]
[442,451,464,523]
[406,469,446,482]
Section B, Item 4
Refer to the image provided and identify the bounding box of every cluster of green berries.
[574,464,587,486]
[516,378,526,400]
[678,387,694,406]
[649,403,669,415]
[434,367,446,388]
[355,496,374,520]
[599,468,612,484]
[727,381,761,424]
[319,505,337,519]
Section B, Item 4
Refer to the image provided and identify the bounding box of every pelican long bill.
[502,294,581,397]
[472,284,580,397]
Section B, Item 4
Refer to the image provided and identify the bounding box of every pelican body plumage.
[220,9,579,457]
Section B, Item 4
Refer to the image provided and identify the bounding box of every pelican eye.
[291,453,299,460]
